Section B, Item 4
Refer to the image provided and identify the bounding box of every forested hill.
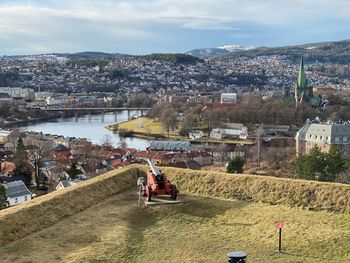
[66,51,129,59]
[228,39,350,64]
[142,53,204,64]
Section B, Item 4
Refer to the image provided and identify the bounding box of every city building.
[220,93,237,103]
[295,119,350,156]
[148,141,191,152]
[0,87,35,100]
[46,95,69,106]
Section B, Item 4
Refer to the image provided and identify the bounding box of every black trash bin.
[227,251,247,263]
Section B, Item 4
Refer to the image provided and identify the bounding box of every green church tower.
[297,57,308,91]
[295,57,319,107]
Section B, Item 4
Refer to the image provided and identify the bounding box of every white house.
[189,130,205,140]
[56,177,86,190]
[210,127,248,140]
[4,181,33,207]
[221,93,237,103]
[56,180,76,190]
[46,95,69,106]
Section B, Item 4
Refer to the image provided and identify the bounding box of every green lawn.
[1,191,350,262]
[117,117,165,134]
[108,117,184,139]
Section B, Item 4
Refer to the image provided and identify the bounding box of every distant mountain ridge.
[67,51,129,58]
[187,44,255,57]
[231,39,350,64]
[3,39,350,64]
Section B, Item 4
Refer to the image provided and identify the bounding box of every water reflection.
[17,111,150,150]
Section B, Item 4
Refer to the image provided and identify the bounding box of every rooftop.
[4,180,32,198]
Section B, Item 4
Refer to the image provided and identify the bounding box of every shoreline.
[3,114,63,128]
[106,122,253,145]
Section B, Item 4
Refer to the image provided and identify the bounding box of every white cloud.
[0,0,349,54]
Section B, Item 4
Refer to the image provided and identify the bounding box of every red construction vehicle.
[137,159,178,204]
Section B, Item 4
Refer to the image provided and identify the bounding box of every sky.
[0,0,349,55]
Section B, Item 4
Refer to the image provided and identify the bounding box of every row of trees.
[147,103,177,137]
[0,71,20,86]
[148,97,350,137]
[293,145,348,182]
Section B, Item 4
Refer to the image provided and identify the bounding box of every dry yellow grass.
[144,166,350,213]
[0,191,350,263]
[112,117,165,134]
[2,166,350,262]
[0,166,142,246]
[109,117,184,139]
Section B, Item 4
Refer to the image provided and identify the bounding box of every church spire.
[297,57,307,89]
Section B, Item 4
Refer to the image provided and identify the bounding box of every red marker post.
[276,222,284,252]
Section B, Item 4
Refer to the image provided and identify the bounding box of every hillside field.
[1,190,350,263]
[2,166,350,262]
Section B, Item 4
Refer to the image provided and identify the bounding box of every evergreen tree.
[68,162,81,179]
[293,145,347,182]
[0,184,6,207]
[226,156,245,173]
[13,138,27,176]
[323,145,346,182]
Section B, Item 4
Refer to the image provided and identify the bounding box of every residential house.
[56,175,89,190]
[56,179,82,190]
[4,180,33,207]
[0,161,16,176]
[189,130,205,140]
[221,93,237,103]
[210,128,248,140]
[53,144,71,160]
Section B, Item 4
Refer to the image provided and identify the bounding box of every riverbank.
[13,111,150,149]
[107,117,255,145]
[2,110,85,128]
[106,116,184,140]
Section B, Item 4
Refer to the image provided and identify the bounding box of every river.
[15,110,150,150]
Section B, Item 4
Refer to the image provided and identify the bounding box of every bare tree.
[100,134,114,148]
[160,107,177,137]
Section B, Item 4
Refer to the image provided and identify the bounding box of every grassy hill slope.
[0,166,142,245]
[1,191,350,262]
[2,166,350,262]
[161,167,350,213]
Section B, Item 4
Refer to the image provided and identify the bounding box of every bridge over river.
[35,107,150,121]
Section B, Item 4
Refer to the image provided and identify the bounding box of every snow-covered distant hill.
[217,45,255,52]
[187,45,255,57]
